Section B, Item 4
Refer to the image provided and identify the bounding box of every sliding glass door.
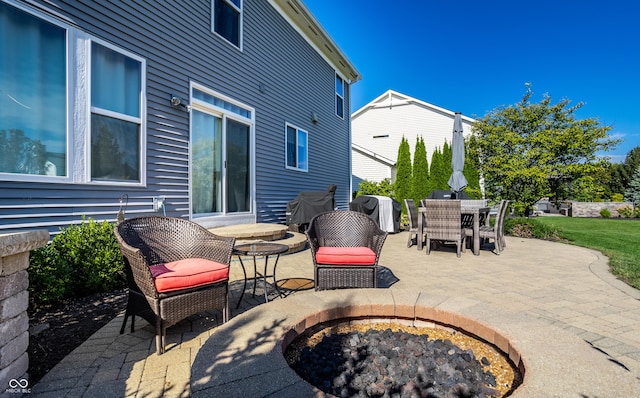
[190,86,253,218]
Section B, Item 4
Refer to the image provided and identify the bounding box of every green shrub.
[611,193,624,202]
[29,217,125,307]
[504,217,559,240]
[28,243,72,306]
[617,206,635,218]
[356,178,394,198]
[600,208,611,218]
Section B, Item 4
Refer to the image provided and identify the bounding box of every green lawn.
[536,217,640,290]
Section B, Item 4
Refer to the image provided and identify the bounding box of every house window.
[0,1,146,185]
[286,124,308,172]
[212,0,242,48]
[90,43,142,182]
[0,2,67,177]
[335,74,344,118]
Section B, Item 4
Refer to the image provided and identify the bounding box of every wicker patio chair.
[114,216,235,354]
[421,199,467,257]
[404,199,423,248]
[477,200,510,255]
[306,210,387,290]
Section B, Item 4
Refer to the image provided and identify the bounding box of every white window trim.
[87,38,147,186]
[285,122,308,172]
[0,0,147,186]
[188,82,255,225]
[210,0,244,51]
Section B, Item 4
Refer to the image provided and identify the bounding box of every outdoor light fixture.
[170,95,190,111]
[311,112,319,124]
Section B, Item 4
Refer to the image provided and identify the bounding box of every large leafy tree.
[394,136,412,214]
[412,136,429,202]
[471,87,619,215]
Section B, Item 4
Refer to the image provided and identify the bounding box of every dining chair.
[404,199,423,248]
[114,216,235,354]
[477,200,510,255]
[422,199,466,257]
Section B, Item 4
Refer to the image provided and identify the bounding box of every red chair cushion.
[315,247,376,265]
[149,258,229,293]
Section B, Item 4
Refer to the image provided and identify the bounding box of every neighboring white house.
[351,90,475,190]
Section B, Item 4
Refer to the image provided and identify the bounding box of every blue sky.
[304,0,640,163]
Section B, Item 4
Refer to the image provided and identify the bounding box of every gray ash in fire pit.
[287,327,502,398]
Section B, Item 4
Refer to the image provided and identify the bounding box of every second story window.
[212,0,242,48]
[336,74,344,118]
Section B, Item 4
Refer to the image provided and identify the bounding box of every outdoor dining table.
[417,205,490,255]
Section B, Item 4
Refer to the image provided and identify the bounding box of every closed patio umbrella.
[447,112,468,194]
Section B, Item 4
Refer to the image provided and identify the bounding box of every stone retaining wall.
[570,201,635,217]
[0,230,48,394]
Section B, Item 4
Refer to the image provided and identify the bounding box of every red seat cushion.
[149,258,229,293]
[315,247,376,265]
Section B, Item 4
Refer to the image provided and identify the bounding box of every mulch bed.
[27,289,127,385]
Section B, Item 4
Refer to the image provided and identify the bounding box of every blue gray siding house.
[0,0,360,234]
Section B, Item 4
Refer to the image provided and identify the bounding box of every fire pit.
[285,319,521,398]
[191,288,640,397]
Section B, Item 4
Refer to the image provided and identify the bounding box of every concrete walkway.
[28,233,640,397]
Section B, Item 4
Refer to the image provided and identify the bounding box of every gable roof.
[352,90,475,123]
[270,0,361,83]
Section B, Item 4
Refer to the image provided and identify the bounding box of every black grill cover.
[349,195,379,223]
[427,190,471,199]
[286,185,336,226]
[350,195,401,233]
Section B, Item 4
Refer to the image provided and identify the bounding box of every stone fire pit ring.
[191,289,639,397]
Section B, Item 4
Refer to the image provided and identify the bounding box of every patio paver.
[29,232,640,397]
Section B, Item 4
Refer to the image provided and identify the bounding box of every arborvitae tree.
[624,165,640,206]
[463,136,482,199]
[412,136,429,202]
[395,136,412,214]
[442,139,452,185]
[429,147,447,191]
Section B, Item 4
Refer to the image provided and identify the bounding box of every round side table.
[233,242,289,305]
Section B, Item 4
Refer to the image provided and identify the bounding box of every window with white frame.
[286,124,308,172]
[0,2,67,177]
[335,74,344,118]
[90,43,143,182]
[0,1,145,184]
[212,0,242,48]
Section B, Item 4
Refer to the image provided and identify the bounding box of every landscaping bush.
[617,206,635,218]
[600,208,611,218]
[504,217,559,240]
[29,217,125,308]
[28,243,72,306]
[356,178,394,198]
[611,193,624,202]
